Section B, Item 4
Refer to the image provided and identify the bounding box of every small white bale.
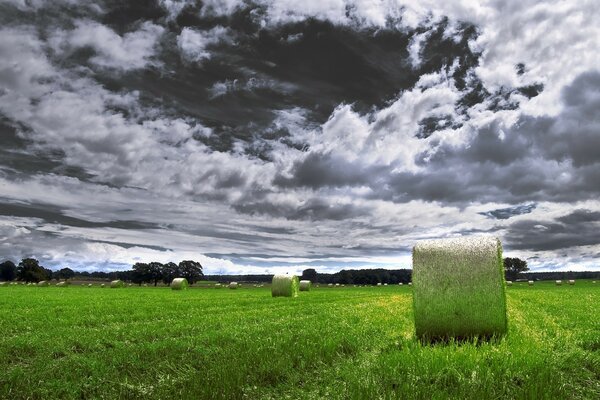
[299,280,311,291]
[506,281,513,286]
[568,279,575,285]
[383,283,388,286]
[408,282,412,286]
[328,283,333,287]
[110,280,124,288]
[229,282,238,289]
[335,283,340,287]
[215,283,222,288]
[528,280,534,286]
[100,284,105,288]
[377,283,382,286]
[556,280,562,286]
[88,283,93,287]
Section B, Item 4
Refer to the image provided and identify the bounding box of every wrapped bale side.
[299,280,311,291]
[271,275,299,297]
[171,277,189,290]
[412,236,507,340]
[110,280,124,288]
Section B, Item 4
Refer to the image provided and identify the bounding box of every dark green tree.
[301,268,318,283]
[161,262,180,285]
[178,260,203,284]
[0,260,17,281]
[56,267,75,280]
[504,257,529,281]
[132,262,151,285]
[148,262,164,286]
[16,258,47,282]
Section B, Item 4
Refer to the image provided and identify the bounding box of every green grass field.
[1,282,599,399]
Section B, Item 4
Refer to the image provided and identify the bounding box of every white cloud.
[49,20,164,71]
[177,26,232,63]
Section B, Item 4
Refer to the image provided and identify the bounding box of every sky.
[0,0,599,274]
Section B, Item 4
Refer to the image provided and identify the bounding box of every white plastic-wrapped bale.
[271,275,299,297]
[568,279,575,285]
[335,283,340,287]
[506,281,512,286]
[0,282,8,286]
[528,280,534,286]
[408,282,412,286]
[110,280,125,288]
[299,280,311,291]
[100,283,106,288]
[399,283,403,286]
[556,280,562,286]
[87,283,93,287]
[56,281,67,287]
[215,283,222,289]
[37,281,49,287]
[171,278,189,290]
[229,282,238,289]
[412,236,507,340]
[328,283,333,287]
[377,282,382,286]
[383,283,388,286]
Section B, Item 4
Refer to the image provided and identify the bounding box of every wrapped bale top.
[299,280,311,291]
[171,277,188,290]
[412,236,507,339]
[271,275,299,297]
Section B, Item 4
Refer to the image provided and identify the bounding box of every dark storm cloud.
[479,203,537,220]
[505,209,600,251]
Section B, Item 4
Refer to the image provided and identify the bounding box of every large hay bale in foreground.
[412,236,507,339]
[229,282,238,289]
[171,277,188,290]
[271,275,299,297]
[299,280,311,291]
[37,281,49,287]
[110,280,124,288]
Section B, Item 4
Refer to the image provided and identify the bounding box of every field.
[1,282,599,399]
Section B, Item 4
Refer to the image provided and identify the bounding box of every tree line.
[0,259,204,285]
[2,257,598,285]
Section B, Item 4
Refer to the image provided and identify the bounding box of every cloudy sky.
[1,0,599,274]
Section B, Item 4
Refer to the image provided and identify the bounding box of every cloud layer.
[0,0,599,272]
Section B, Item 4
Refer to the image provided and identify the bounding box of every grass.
[0,281,598,399]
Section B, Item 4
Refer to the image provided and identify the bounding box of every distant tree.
[0,260,17,281]
[301,268,318,283]
[147,262,164,286]
[161,262,180,285]
[16,258,47,282]
[178,260,203,284]
[56,267,75,280]
[132,262,151,285]
[42,267,53,281]
[504,257,529,281]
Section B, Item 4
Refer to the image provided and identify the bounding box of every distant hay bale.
[56,281,67,287]
[171,277,189,290]
[229,282,238,289]
[299,280,311,291]
[271,275,299,298]
[143,283,148,287]
[110,280,124,288]
[408,282,412,286]
[335,283,340,287]
[528,280,534,286]
[399,283,403,286]
[0,282,8,287]
[215,283,222,289]
[37,281,49,287]
[568,279,575,285]
[87,284,93,287]
[100,284,105,288]
[556,280,562,286]
[412,236,507,340]
[506,281,512,286]
[377,283,382,286]
[328,283,333,287]
[593,281,597,284]
[383,283,388,286]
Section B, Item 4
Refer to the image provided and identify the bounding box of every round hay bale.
[37,281,49,287]
[377,282,382,286]
[528,280,534,286]
[505,281,512,286]
[335,283,340,287]
[556,280,562,286]
[100,283,106,288]
[88,283,93,287]
[271,275,299,297]
[0,282,8,287]
[229,282,238,289]
[327,283,333,287]
[408,282,412,286]
[215,283,222,289]
[412,236,507,339]
[299,280,311,291]
[593,281,596,284]
[383,283,388,286]
[171,277,189,290]
[110,280,125,288]
[568,279,575,285]
[399,283,403,286]
[56,281,67,287]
